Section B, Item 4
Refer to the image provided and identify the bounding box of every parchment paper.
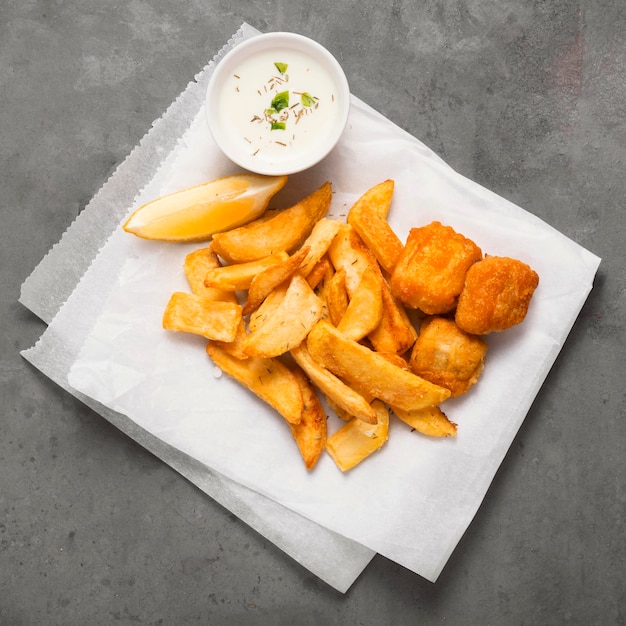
[21,23,601,587]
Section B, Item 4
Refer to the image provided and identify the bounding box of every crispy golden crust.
[455,256,539,334]
[409,316,488,397]
[390,221,482,314]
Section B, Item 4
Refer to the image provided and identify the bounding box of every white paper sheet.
[65,88,600,581]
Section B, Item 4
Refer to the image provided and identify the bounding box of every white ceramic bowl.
[206,32,350,175]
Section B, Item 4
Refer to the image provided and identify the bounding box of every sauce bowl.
[206,32,350,176]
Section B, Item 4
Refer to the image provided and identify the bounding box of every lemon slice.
[123,173,288,241]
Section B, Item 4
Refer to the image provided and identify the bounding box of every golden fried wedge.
[248,283,289,333]
[243,246,310,316]
[326,400,389,471]
[347,179,403,274]
[211,182,333,263]
[243,275,323,358]
[348,212,403,276]
[203,251,288,291]
[393,405,457,437]
[290,368,327,470]
[349,179,395,219]
[336,266,383,341]
[162,292,242,342]
[297,217,342,278]
[206,343,302,425]
[290,343,378,424]
[367,282,418,355]
[327,223,379,296]
[324,268,348,327]
[305,256,333,291]
[210,318,250,360]
[307,321,451,412]
[183,246,238,303]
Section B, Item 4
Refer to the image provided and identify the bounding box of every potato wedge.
[206,343,302,425]
[326,400,389,471]
[324,268,348,327]
[393,405,457,438]
[162,292,242,342]
[183,246,238,303]
[367,281,418,355]
[290,368,327,470]
[297,217,342,278]
[307,320,451,412]
[243,246,311,316]
[211,182,332,263]
[349,179,395,219]
[203,251,289,291]
[349,211,403,275]
[327,223,379,296]
[305,255,333,291]
[336,266,383,341]
[248,283,289,333]
[210,317,250,360]
[347,179,403,274]
[243,275,323,358]
[290,343,378,424]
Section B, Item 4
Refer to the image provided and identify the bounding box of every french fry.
[183,246,238,303]
[206,343,303,425]
[327,222,416,353]
[243,275,323,358]
[326,400,389,471]
[290,368,327,470]
[307,320,451,412]
[377,351,410,370]
[243,246,310,316]
[248,283,289,333]
[367,282,418,355]
[324,268,348,327]
[336,266,383,341]
[350,211,403,275]
[162,292,242,342]
[290,343,378,424]
[211,182,333,263]
[349,179,395,219]
[203,251,289,291]
[210,317,250,360]
[347,179,403,274]
[297,217,342,278]
[393,405,457,438]
[305,255,333,291]
[327,223,379,296]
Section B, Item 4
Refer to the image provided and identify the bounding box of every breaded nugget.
[455,256,539,334]
[409,316,488,397]
[390,221,482,314]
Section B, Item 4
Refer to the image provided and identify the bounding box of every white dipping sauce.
[217,48,340,167]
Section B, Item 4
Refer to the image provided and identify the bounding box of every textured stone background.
[2,2,624,624]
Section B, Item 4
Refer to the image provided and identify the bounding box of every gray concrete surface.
[2,1,624,624]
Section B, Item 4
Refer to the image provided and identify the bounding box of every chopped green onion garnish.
[271,121,286,131]
[271,91,290,112]
[274,62,288,74]
[301,92,315,107]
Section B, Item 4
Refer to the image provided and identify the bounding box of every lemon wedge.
[123,173,288,241]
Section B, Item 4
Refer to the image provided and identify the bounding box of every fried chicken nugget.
[455,256,539,334]
[409,316,488,397]
[390,221,482,314]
